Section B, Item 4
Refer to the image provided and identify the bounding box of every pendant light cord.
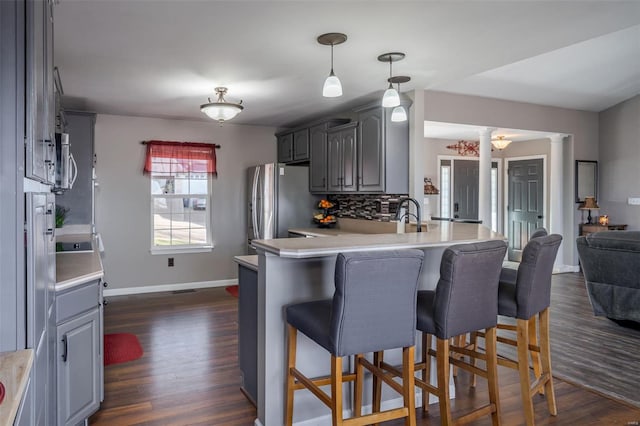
[330,43,335,75]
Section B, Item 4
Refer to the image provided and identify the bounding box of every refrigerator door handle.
[252,166,260,240]
[69,152,78,189]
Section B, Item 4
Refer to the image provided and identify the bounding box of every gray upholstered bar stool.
[285,249,424,426]
[472,233,562,426]
[377,240,507,426]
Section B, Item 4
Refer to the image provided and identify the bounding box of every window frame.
[149,161,214,255]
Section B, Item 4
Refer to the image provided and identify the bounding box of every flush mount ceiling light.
[378,52,405,108]
[388,76,410,122]
[200,87,244,125]
[491,135,512,150]
[317,32,347,98]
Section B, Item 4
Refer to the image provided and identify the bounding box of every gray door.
[453,160,479,220]
[507,158,544,261]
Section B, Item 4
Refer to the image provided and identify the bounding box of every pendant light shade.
[391,105,407,122]
[323,71,342,97]
[318,33,347,98]
[491,135,512,150]
[382,84,400,107]
[378,52,405,108]
[200,87,243,124]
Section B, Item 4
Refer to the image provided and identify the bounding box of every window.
[144,141,217,253]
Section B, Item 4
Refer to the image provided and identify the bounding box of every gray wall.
[94,114,276,290]
[422,90,599,266]
[598,95,640,230]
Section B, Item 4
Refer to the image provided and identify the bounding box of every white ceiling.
[54,1,640,129]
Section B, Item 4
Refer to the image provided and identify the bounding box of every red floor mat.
[104,333,143,366]
[225,285,239,298]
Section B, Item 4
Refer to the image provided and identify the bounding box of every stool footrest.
[454,403,497,425]
[360,358,403,395]
[342,408,409,426]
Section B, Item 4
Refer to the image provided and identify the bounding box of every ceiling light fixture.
[491,135,512,150]
[200,87,244,125]
[388,76,410,122]
[317,33,347,98]
[378,52,405,108]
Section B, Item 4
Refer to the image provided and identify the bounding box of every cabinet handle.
[61,335,68,362]
[103,281,108,287]
[45,228,54,235]
[103,299,109,306]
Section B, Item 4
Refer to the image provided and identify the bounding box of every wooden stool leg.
[422,333,432,413]
[354,354,364,417]
[517,318,535,426]
[331,355,344,426]
[470,331,478,387]
[403,346,417,426]
[373,351,383,416]
[437,338,452,426]
[285,324,297,426]
[528,316,544,395]
[485,327,502,426]
[539,309,558,416]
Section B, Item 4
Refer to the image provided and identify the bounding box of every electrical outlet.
[168,257,174,267]
[628,197,640,205]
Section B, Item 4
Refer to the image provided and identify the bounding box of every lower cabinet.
[55,280,102,426]
[238,264,258,405]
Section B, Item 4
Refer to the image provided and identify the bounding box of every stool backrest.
[330,249,424,357]
[434,240,508,339]
[530,227,548,239]
[515,234,562,319]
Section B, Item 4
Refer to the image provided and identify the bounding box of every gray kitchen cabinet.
[292,129,309,161]
[238,264,258,405]
[356,101,410,194]
[55,112,96,226]
[327,123,358,193]
[308,119,351,193]
[25,0,55,184]
[56,279,102,426]
[277,132,293,163]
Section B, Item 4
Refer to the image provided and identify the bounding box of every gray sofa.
[576,231,640,323]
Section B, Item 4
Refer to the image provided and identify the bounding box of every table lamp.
[579,196,599,225]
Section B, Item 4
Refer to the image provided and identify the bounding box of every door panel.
[453,160,479,220]
[508,158,544,261]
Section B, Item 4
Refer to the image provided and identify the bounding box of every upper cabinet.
[355,101,410,194]
[327,123,358,193]
[277,133,293,163]
[309,119,351,193]
[277,128,311,163]
[25,0,55,184]
[292,129,310,161]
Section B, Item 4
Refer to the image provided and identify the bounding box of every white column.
[409,90,425,211]
[549,134,565,267]
[478,128,494,226]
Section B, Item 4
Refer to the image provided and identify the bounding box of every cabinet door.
[340,127,358,192]
[309,125,328,192]
[25,0,48,182]
[358,107,385,192]
[293,129,310,161]
[43,0,56,185]
[57,308,101,426]
[277,133,293,163]
[326,131,343,192]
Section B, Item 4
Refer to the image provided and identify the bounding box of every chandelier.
[200,87,244,124]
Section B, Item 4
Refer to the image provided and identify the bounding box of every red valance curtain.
[143,140,218,175]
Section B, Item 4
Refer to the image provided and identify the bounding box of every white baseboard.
[554,264,579,273]
[103,279,237,297]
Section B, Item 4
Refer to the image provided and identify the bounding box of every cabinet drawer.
[56,281,99,324]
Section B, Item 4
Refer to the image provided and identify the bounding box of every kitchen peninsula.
[250,221,504,426]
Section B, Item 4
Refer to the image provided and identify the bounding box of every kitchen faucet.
[394,197,422,232]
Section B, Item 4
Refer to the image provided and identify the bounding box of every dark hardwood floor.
[90,277,640,426]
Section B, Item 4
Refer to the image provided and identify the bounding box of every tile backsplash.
[328,194,408,221]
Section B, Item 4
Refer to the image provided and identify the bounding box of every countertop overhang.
[0,350,33,426]
[253,222,504,258]
[55,234,104,291]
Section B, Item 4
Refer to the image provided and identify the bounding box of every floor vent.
[172,289,196,294]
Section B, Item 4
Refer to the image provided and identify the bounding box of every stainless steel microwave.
[54,133,77,192]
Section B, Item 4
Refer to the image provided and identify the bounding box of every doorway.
[506,157,545,261]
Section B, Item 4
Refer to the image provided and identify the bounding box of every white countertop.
[0,350,33,426]
[233,255,258,271]
[254,222,504,258]
[55,234,104,291]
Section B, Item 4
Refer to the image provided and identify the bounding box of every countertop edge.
[233,255,258,271]
[56,270,105,292]
[0,349,34,426]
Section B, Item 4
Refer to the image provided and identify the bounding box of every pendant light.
[200,87,244,125]
[378,52,405,107]
[491,135,512,150]
[388,76,410,122]
[317,33,347,98]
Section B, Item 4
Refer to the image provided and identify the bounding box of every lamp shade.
[322,73,342,97]
[200,87,243,124]
[579,196,600,210]
[491,136,512,150]
[391,105,407,122]
[382,86,400,107]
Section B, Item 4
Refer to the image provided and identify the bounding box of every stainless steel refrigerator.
[247,163,319,252]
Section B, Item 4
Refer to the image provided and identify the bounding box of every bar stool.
[376,240,508,426]
[285,249,424,426]
[472,233,562,426]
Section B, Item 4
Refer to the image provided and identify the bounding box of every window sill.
[150,245,213,255]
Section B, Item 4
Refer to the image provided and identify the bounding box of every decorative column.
[409,89,425,210]
[478,128,494,226]
[549,134,565,267]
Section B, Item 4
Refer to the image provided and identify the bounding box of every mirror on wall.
[575,160,598,203]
